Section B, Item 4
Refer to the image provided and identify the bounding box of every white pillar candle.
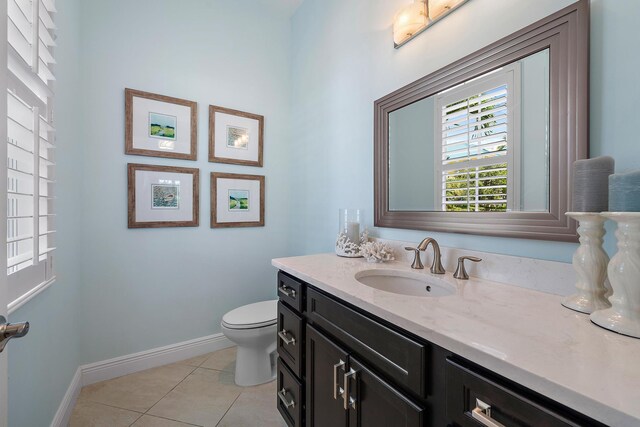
[346,221,360,244]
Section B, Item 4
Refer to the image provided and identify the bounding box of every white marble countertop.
[272,253,640,427]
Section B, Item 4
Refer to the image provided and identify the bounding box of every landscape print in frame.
[211,172,264,228]
[128,163,200,228]
[209,105,264,167]
[125,88,198,160]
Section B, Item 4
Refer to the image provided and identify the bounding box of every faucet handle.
[404,247,424,269]
[453,256,482,280]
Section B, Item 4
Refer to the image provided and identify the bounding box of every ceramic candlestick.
[590,213,640,338]
[562,213,612,314]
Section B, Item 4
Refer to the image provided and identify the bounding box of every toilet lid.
[222,300,278,329]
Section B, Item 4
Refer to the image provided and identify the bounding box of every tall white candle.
[346,221,360,244]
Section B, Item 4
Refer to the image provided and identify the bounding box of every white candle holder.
[335,209,366,258]
[562,213,612,314]
[590,212,640,338]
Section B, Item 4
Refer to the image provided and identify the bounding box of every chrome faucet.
[405,238,446,274]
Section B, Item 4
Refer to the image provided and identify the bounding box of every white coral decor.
[335,229,369,258]
[360,241,395,263]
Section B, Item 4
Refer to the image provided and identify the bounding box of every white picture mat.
[135,170,194,222]
[132,97,192,154]
[214,112,260,161]
[216,178,261,223]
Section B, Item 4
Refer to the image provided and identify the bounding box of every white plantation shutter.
[6,0,56,307]
[434,66,521,212]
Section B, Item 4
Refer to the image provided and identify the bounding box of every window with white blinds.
[434,67,520,212]
[6,0,56,306]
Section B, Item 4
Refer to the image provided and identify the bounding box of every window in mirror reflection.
[436,67,516,211]
[388,48,550,213]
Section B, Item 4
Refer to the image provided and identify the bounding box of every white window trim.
[6,0,57,311]
[433,65,521,211]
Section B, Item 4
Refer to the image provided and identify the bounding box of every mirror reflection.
[388,49,550,212]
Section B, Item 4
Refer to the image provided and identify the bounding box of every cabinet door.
[306,325,349,427]
[346,357,424,427]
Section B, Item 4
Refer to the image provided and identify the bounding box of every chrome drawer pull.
[343,368,357,410]
[333,359,345,399]
[279,285,296,298]
[278,329,296,346]
[471,399,506,427]
[278,387,295,408]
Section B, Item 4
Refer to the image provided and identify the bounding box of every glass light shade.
[429,0,465,20]
[393,1,428,46]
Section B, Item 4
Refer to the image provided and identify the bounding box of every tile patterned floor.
[69,347,286,427]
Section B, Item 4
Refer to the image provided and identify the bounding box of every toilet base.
[235,345,277,386]
[221,322,277,387]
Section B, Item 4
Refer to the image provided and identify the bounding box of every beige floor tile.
[131,414,199,427]
[69,400,142,427]
[79,363,196,412]
[147,368,243,427]
[217,380,286,427]
[176,353,209,367]
[200,346,236,373]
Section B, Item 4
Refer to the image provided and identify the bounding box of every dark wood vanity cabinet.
[306,324,424,427]
[276,271,607,427]
[276,272,306,426]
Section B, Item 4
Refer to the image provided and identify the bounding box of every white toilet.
[221,300,278,386]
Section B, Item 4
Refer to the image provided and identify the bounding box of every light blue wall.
[290,0,640,263]
[77,0,292,364]
[7,0,84,425]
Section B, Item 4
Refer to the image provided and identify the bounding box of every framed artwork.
[128,163,199,228]
[209,105,264,166]
[211,172,265,228]
[125,88,198,160]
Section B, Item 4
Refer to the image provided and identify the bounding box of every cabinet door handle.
[279,284,296,298]
[471,399,506,427]
[278,387,296,409]
[278,329,296,346]
[333,359,345,399]
[343,368,358,410]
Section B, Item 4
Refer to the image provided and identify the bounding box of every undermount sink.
[354,269,455,297]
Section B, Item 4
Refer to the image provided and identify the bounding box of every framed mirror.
[374,0,588,242]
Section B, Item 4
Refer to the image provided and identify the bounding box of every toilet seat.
[222,300,277,330]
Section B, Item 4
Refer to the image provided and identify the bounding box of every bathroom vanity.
[273,254,639,427]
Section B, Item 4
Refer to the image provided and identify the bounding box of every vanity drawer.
[278,301,304,378]
[446,358,605,427]
[277,358,303,427]
[278,271,305,313]
[306,287,427,398]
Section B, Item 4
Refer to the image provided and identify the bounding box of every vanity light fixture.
[393,0,469,48]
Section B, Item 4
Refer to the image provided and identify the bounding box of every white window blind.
[6,0,56,306]
[434,67,520,212]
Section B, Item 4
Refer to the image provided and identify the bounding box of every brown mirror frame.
[374,0,588,243]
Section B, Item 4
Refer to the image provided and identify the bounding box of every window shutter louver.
[435,68,519,212]
[6,0,56,305]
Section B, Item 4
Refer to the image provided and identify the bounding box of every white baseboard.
[50,366,81,427]
[51,333,234,426]
[81,333,234,386]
